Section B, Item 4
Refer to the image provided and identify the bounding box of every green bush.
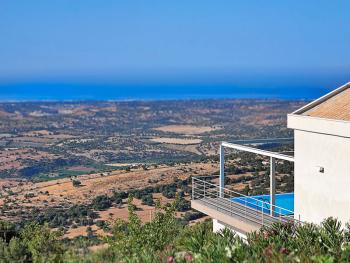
[0,222,64,263]
[1,202,350,262]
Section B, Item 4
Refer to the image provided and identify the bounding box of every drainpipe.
[270,157,276,216]
[219,144,225,198]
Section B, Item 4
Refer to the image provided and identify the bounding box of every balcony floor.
[191,197,294,234]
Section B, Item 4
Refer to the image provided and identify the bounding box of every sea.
[0,81,343,101]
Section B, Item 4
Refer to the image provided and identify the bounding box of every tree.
[20,223,64,263]
[0,221,17,242]
[72,180,81,187]
[92,195,112,210]
[141,194,154,206]
[0,237,29,263]
[106,196,182,260]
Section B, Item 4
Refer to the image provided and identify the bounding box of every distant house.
[191,82,350,238]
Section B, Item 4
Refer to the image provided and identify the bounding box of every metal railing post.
[261,202,264,225]
[219,144,225,198]
[270,157,276,217]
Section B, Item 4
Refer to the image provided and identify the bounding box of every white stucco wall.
[212,219,247,239]
[212,219,225,233]
[294,129,350,225]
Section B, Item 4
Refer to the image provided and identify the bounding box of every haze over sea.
[1,72,349,101]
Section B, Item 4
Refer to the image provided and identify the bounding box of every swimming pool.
[232,193,294,216]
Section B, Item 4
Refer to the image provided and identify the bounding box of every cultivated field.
[153,124,221,135]
[150,137,203,145]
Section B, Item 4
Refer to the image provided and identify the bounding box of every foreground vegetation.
[1,197,350,262]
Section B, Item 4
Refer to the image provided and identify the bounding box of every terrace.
[191,138,301,235]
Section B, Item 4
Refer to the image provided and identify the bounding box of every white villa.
[191,82,350,237]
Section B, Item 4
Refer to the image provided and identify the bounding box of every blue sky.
[1,1,350,85]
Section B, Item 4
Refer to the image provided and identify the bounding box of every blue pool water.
[232,193,294,216]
